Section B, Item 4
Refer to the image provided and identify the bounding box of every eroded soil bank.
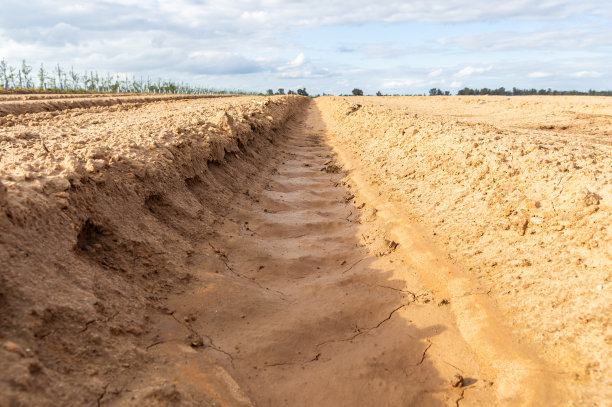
[0,95,306,405]
[0,95,609,406]
[122,103,504,406]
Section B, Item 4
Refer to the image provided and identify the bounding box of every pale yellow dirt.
[0,94,232,117]
[316,95,611,404]
[0,94,609,406]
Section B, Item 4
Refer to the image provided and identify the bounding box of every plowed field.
[1,94,609,406]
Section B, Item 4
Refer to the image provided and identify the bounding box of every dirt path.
[112,103,508,406]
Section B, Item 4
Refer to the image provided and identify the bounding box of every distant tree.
[297,88,308,96]
[22,60,33,88]
[55,64,64,90]
[38,63,46,89]
[376,90,382,96]
[352,88,363,96]
[266,89,274,95]
[17,67,23,88]
[277,88,285,95]
[47,75,56,90]
[288,90,296,95]
[68,67,79,90]
[0,59,7,88]
[7,66,16,88]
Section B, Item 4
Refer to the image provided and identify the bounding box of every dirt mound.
[316,96,611,404]
[0,94,233,117]
[0,95,306,406]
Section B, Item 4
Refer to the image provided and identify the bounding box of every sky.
[1,0,611,95]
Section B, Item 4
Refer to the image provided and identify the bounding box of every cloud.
[450,81,462,88]
[276,53,331,79]
[381,78,419,88]
[278,67,331,79]
[1,0,611,94]
[289,53,306,68]
[183,51,264,75]
[428,68,443,78]
[570,70,602,78]
[439,27,612,52]
[358,44,404,59]
[454,65,493,78]
[528,71,551,78]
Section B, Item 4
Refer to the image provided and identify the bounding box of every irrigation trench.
[91,101,536,407]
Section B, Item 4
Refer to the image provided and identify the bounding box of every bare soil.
[0,94,233,117]
[316,96,611,405]
[0,94,609,406]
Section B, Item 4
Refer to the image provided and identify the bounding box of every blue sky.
[1,0,610,94]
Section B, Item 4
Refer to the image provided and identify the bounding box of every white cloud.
[428,68,443,78]
[440,27,612,52]
[454,65,493,78]
[381,78,421,88]
[184,51,264,75]
[0,0,611,94]
[450,81,462,88]
[570,70,602,78]
[276,54,331,79]
[240,11,269,23]
[528,71,552,78]
[289,53,306,68]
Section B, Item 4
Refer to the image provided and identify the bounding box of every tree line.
[351,87,611,97]
[3,58,610,97]
[266,88,309,96]
[0,59,256,95]
[431,87,612,96]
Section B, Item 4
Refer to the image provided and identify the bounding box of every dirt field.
[0,94,609,406]
[316,96,611,404]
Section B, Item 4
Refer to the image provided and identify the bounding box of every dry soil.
[0,94,609,406]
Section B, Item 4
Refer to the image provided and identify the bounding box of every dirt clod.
[2,341,26,357]
[451,374,464,388]
[188,335,205,348]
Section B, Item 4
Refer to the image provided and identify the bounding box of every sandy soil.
[0,94,306,405]
[0,94,609,406]
[0,94,232,117]
[316,96,611,404]
[120,104,511,407]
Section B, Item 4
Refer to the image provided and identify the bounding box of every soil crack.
[316,304,406,349]
[341,257,366,274]
[206,240,289,301]
[376,284,417,301]
[168,312,235,364]
[456,389,465,407]
[97,383,109,407]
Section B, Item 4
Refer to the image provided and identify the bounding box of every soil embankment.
[123,104,502,406]
[0,95,305,405]
[1,94,609,405]
[0,94,234,117]
[316,96,611,405]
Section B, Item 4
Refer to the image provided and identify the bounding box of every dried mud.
[0,94,609,406]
